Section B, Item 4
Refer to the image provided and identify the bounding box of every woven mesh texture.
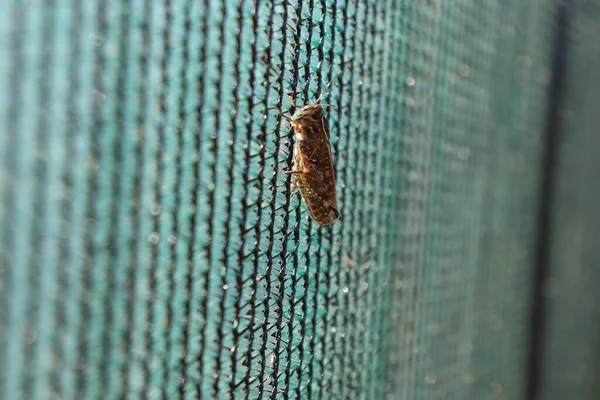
[538,2,600,399]
[0,0,595,399]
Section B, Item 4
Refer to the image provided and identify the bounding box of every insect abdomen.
[297,183,339,227]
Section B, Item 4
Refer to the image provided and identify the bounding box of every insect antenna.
[265,104,293,122]
[278,109,293,122]
[318,103,337,109]
[287,95,298,108]
[276,108,293,122]
[315,71,341,104]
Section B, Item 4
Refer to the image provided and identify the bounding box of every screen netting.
[537,2,600,400]
[0,0,598,399]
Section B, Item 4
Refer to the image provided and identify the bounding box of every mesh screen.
[538,2,600,399]
[0,0,592,399]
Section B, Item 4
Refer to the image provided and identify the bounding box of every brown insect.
[278,74,340,227]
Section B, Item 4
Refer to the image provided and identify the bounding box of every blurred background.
[1,0,599,399]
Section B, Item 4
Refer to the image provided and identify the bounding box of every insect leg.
[283,170,304,175]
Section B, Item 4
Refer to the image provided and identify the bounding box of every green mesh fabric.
[1,0,597,399]
[538,2,600,399]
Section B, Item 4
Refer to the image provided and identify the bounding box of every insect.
[278,73,340,227]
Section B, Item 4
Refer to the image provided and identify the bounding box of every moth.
[278,74,340,227]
